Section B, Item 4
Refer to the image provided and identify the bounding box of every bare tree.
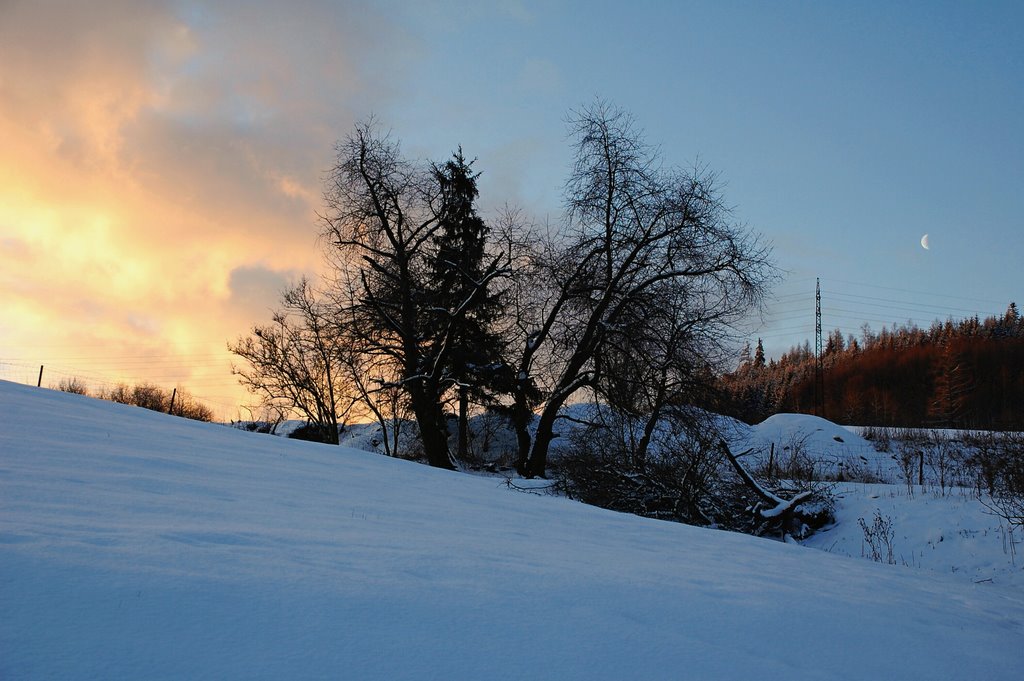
[592,278,730,467]
[974,432,1024,530]
[507,101,773,478]
[230,278,357,444]
[338,343,413,458]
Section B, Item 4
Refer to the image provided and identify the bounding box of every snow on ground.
[751,413,877,456]
[731,413,1024,588]
[738,413,897,481]
[2,380,1023,680]
[804,483,1024,589]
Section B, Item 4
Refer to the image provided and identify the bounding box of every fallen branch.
[719,439,829,538]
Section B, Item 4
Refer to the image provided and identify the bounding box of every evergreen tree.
[753,338,766,369]
[721,302,1024,428]
[1003,302,1021,337]
[427,150,509,460]
[322,125,508,469]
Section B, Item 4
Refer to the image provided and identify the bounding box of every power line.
[755,276,1010,347]
[821,276,1011,307]
[821,290,1001,318]
[0,352,232,363]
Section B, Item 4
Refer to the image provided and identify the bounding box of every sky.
[2,0,1022,418]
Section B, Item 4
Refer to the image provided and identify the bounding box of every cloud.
[227,264,301,323]
[0,0,415,416]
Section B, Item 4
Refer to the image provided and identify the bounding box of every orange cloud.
[0,1,412,418]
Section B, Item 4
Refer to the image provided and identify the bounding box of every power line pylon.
[815,277,825,418]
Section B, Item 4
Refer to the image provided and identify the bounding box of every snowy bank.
[2,381,1022,680]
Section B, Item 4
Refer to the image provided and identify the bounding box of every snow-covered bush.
[552,411,834,538]
[553,423,731,526]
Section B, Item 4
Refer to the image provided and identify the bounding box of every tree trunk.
[524,400,563,478]
[634,378,669,467]
[458,386,469,461]
[409,387,454,470]
[634,406,662,468]
[325,418,340,445]
[512,382,535,476]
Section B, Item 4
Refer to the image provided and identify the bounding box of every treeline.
[55,377,214,422]
[723,304,1024,429]
[230,102,773,478]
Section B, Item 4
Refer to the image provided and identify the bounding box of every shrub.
[131,383,167,412]
[170,388,214,422]
[552,416,834,539]
[971,432,1024,529]
[56,377,89,395]
[99,381,216,423]
[752,435,818,483]
[288,423,339,444]
[237,421,278,434]
[103,383,133,404]
[861,425,892,452]
[858,511,896,564]
[554,431,729,526]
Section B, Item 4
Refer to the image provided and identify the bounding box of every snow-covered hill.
[2,380,1022,680]
[733,412,893,481]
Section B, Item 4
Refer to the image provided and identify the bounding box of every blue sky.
[378,1,1023,356]
[1,0,1021,412]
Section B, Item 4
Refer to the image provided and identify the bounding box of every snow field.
[2,381,1023,680]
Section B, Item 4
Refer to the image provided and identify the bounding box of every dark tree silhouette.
[320,123,507,468]
[230,279,354,444]
[506,101,773,478]
[426,150,510,460]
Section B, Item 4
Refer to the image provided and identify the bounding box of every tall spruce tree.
[428,150,509,460]
[321,125,508,468]
[753,338,766,369]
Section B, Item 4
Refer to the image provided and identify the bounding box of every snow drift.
[1,380,1022,680]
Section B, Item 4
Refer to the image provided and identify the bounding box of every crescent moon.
[921,234,930,250]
